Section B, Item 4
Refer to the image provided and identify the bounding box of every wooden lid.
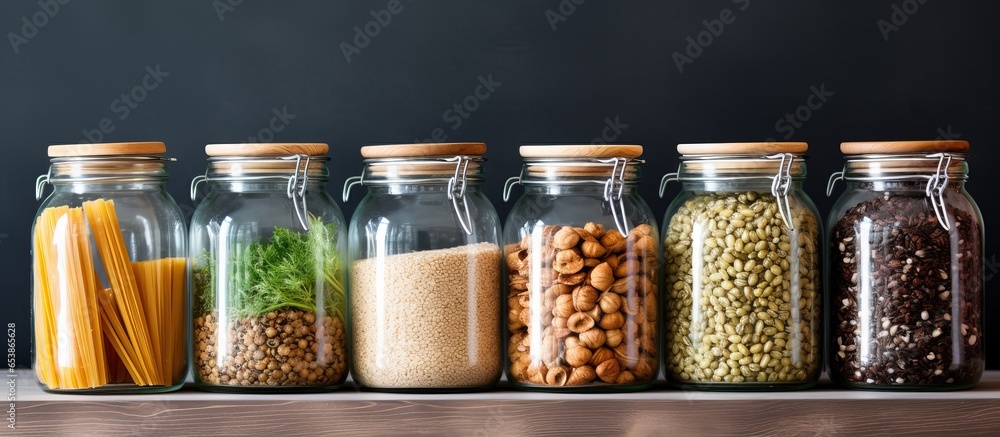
[519,145,643,159]
[677,142,808,155]
[205,143,329,157]
[361,143,486,158]
[48,142,166,158]
[840,140,969,155]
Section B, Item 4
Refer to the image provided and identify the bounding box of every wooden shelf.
[12,370,1000,435]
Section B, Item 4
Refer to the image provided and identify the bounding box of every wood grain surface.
[12,371,1000,436]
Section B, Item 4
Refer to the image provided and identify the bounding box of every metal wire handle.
[825,153,955,231]
[601,157,632,237]
[768,153,796,232]
[447,156,475,235]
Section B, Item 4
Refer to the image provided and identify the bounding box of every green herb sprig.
[193,215,345,320]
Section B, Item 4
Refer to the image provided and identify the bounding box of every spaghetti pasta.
[32,199,185,389]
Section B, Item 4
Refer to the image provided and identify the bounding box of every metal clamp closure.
[826,167,845,197]
[926,153,952,231]
[285,154,312,231]
[658,166,681,198]
[447,155,475,235]
[601,157,632,237]
[35,168,52,201]
[768,153,796,232]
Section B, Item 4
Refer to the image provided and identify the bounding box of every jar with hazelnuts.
[502,145,660,391]
[659,143,822,390]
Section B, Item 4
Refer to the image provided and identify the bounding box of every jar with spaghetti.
[660,143,822,390]
[502,145,659,391]
[31,142,187,393]
[189,143,348,392]
[343,143,502,391]
[826,140,984,390]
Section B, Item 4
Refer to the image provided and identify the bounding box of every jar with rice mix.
[343,143,502,392]
[660,142,821,390]
[32,142,187,393]
[826,140,983,390]
[189,143,348,392]
[502,145,659,391]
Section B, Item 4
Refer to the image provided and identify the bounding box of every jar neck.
[841,154,969,181]
[203,156,330,193]
[42,157,170,196]
[681,179,804,192]
[365,182,482,195]
[522,183,639,196]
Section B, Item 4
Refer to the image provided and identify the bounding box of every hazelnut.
[526,363,548,385]
[640,276,658,296]
[605,329,624,347]
[622,293,641,315]
[539,268,557,288]
[557,271,587,285]
[545,365,570,386]
[632,357,655,380]
[509,275,528,291]
[519,304,531,327]
[611,276,637,294]
[598,292,621,314]
[599,311,625,330]
[572,286,599,311]
[615,370,636,385]
[552,316,568,329]
[584,258,601,268]
[645,295,657,322]
[506,249,528,271]
[585,305,602,324]
[545,326,572,339]
[640,332,656,353]
[600,230,626,253]
[510,359,528,381]
[589,347,614,367]
[564,336,582,350]
[553,294,575,318]
[508,307,525,331]
[567,311,596,333]
[590,262,615,292]
[614,259,641,278]
[631,223,652,237]
[545,284,572,299]
[578,328,607,349]
[572,227,597,242]
[541,335,561,364]
[567,365,597,385]
[564,346,593,367]
[581,240,607,258]
[614,343,640,368]
[553,226,581,250]
[603,254,620,271]
[584,222,606,239]
[633,234,657,259]
[596,359,621,383]
[518,292,532,308]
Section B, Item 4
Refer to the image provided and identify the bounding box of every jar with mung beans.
[343,143,503,392]
[503,145,659,391]
[660,143,822,390]
[826,140,984,390]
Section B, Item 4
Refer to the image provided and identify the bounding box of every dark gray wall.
[2,0,997,369]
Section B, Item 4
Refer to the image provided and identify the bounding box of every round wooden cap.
[360,142,486,158]
[677,142,808,155]
[519,145,643,159]
[840,140,969,155]
[205,143,329,157]
[48,142,166,158]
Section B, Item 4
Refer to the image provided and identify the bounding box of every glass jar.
[660,143,822,390]
[343,143,503,391]
[32,142,186,393]
[502,145,659,391]
[826,140,984,390]
[189,143,348,392]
